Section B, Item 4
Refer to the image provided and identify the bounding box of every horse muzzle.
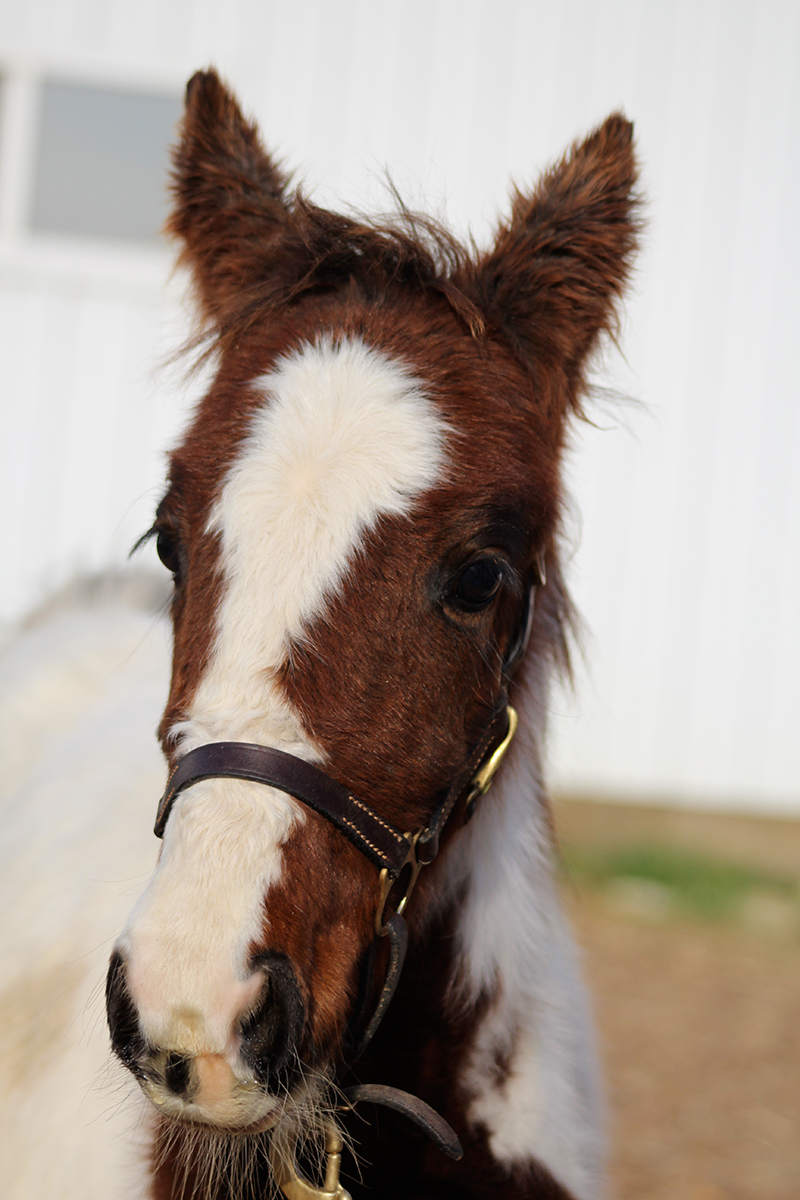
[105,947,307,1129]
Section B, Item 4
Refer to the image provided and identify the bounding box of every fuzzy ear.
[477,114,641,402]
[167,69,291,327]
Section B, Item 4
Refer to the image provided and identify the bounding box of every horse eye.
[155,531,181,579]
[449,558,505,612]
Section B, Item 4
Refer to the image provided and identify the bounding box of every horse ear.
[167,69,291,327]
[477,114,641,402]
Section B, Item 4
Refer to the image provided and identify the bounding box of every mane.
[175,191,487,365]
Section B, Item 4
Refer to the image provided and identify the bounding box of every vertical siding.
[0,0,798,811]
[0,275,197,614]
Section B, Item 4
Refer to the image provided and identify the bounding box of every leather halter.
[152,709,516,1137]
[152,584,534,1191]
[155,705,516,872]
[154,568,537,859]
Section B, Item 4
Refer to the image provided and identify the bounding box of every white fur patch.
[197,334,450,744]
[120,337,449,1067]
[439,671,606,1199]
[0,589,168,1199]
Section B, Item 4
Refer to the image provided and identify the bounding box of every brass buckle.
[465,706,518,808]
[270,1123,351,1200]
[375,831,421,937]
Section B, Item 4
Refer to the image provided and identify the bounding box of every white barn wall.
[0,0,798,813]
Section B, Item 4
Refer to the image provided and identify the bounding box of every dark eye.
[156,530,181,579]
[449,557,505,612]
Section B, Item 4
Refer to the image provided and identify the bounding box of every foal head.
[106,70,638,1138]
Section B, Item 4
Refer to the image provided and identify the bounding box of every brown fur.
[136,68,640,1200]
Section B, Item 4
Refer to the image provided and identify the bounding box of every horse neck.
[359,665,603,1199]
[428,655,558,985]
[366,653,565,1066]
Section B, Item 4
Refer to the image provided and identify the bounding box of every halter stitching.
[346,793,408,848]
[328,813,386,865]
[160,762,406,861]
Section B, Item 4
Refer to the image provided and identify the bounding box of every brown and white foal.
[106,70,639,1200]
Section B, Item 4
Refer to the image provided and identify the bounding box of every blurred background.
[0,2,798,1197]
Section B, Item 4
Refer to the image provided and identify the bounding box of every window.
[30,80,182,243]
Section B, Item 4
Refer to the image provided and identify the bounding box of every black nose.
[239,952,305,1085]
[106,950,148,1080]
[163,1052,192,1095]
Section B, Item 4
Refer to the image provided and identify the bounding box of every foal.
[107,70,639,1200]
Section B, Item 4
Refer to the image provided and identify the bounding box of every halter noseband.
[154,703,517,933]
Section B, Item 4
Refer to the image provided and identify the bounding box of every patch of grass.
[561,843,799,922]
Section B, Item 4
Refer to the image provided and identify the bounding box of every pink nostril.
[194,1054,238,1107]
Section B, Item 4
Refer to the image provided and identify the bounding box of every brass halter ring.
[464,705,519,811]
[375,832,422,937]
[373,707,519,937]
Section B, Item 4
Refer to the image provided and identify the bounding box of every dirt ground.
[567,891,800,1200]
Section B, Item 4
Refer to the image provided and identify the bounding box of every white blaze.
[119,337,449,1057]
